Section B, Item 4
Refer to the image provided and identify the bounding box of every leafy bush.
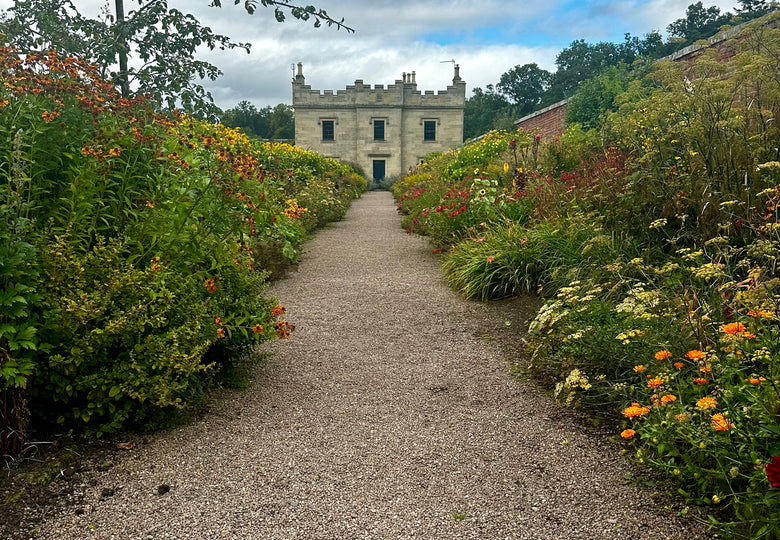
[0,47,364,438]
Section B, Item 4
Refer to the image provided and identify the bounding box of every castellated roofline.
[292,63,465,108]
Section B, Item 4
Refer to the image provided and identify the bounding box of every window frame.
[423,120,437,142]
[321,119,335,141]
[373,119,385,141]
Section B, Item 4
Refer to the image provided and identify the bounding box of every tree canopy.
[0,0,351,117]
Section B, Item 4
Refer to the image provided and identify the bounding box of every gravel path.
[30,191,705,539]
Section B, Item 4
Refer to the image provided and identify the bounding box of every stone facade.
[292,64,465,179]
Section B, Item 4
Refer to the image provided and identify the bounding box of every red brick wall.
[515,101,568,140]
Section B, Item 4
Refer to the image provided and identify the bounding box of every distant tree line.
[463,0,775,139]
[220,101,294,140]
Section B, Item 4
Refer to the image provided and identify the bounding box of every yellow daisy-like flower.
[696,397,717,410]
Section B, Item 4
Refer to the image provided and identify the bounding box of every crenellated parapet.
[292,63,466,109]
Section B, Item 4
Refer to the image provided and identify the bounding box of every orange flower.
[204,277,217,294]
[633,365,646,373]
[711,413,733,431]
[647,377,664,388]
[686,350,705,361]
[275,320,295,339]
[486,256,495,263]
[674,362,684,369]
[693,377,709,385]
[747,309,773,318]
[742,331,756,339]
[623,403,651,419]
[696,397,717,410]
[721,322,745,334]
[271,305,286,317]
[700,366,711,374]
[41,109,60,122]
[216,327,226,338]
[252,324,263,334]
[745,376,766,385]
[620,429,636,439]
[660,394,677,404]
[655,350,672,361]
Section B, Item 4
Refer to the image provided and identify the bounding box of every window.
[423,120,436,141]
[373,119,385,141]
[321,120,334,141]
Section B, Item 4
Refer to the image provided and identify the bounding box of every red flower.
[767,456,780,488]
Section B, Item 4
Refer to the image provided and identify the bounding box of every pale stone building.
[292,63,465,180]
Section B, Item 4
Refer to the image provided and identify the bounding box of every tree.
[0,0,351,117]
[564,64,632,130]
[667,2,731,43]
[220,101,294,139]
[463,85,512,140]
[496,63,552,116]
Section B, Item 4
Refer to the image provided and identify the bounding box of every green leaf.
[109,385,121,398]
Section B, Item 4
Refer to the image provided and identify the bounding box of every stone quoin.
[292,63,465,181]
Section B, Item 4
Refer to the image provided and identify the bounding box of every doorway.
[372,160,386,182]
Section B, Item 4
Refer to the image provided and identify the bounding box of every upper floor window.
[322,120,334,141]
[423,120,436,141]
[373,119,385,141]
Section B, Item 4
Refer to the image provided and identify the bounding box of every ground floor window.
[372,160,386,181]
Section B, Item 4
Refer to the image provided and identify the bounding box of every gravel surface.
[27,191,707,539]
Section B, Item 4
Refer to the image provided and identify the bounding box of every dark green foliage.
[221,101,294,140]
[564,65,633,130]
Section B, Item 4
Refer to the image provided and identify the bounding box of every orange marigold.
[621,429,636,439]
[655,350,672,361]
[721,322,745,334]
[747,309,773,318]
[711,413,733,431]
[623,403,651,419]
[271,305,286,317]
[674,362,684,369]
[633,365,646,373]
[693,377,709,385]
[660,394,677,404]
[647,377,664,388]
[252,324,263,334]
[696,397,717,410]
[686,350,705,361]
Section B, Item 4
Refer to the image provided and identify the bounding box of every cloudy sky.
[0,0,741,110]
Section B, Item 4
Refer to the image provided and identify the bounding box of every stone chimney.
[411,71,416,84]
[453,64,461,83]
[295,62,305,82]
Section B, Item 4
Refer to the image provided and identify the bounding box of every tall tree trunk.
[115,0,130,97]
